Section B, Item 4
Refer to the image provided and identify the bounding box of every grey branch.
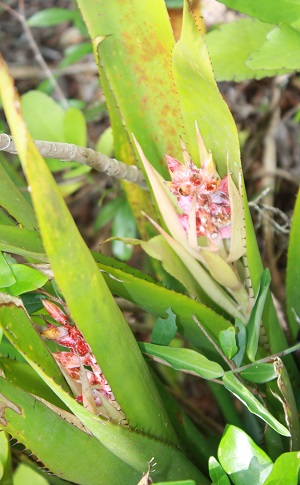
[0,133,147,190]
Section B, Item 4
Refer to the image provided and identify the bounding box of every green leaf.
[232,318,246,367]
[0,295,70,392]
[0,57,177,443]
[94,196,124,231]
[21,292,46,314]
[0,357,66,409]
[0,378,206,484]
[216,0,300,26]
[154,482,196,485]
[218,327,238,360]
[0,162,38,230]
[222,373,290,436]
[218,425,273,485]
[247,269,271,362]
[13,464,49,485]
[78,0,184,178]
[247,24,300,71]
[0,226,47,262]
[152,307,178,346]
[93,252,234,356]
[63,107,87,147]
[27,8,75,27]
[21,91,65,142]
[0,252,15,288]
[206,19,280,81]
[139,342,224,379]
[263,452,300,485]
[240,363,277,384]
[4,264,48,296]
[95,126,114,157]
[208,456,231,485]
[286,189,300,342]
[172,0,240,175]
[111,202,137,261]
[0,431,12,485]
[272,358,300,450]
[59,42,93,69]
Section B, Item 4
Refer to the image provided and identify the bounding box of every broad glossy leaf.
[21,91,72,172]
[172,0,240,174]
[63,107,87,147]
[286,188,300,342]
[0,162,37,230]
[247,24,300,71]
[206,19,280,81]
[13,464,49,485]
[218,425,273,485]
[0,226,47,262]
[0,57,176,443]
[241,363,276,384]
[152,307,178,346]
[247,269,271,362]
[218,327,238,360]
[222,373,290,436]
[0,252,15,288]
[139,342,224,379]
[216,0,300,26]
[0,431,12,485]
[208,456,230,485]
[263,452,300,485]
[4,264,48,296]
[21,91,65,142]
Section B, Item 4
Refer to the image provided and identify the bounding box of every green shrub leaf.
[218,425,273,485]
[223,373,290,436]
[139,342,224,379]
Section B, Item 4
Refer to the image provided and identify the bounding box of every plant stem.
[0,133,147,189]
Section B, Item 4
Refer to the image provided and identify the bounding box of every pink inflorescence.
[42,300,114,406]
[165,155,231,242]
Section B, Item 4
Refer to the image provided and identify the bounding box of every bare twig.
[0,133,147,189]
[0,0,68,108]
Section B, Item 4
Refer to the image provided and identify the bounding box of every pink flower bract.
[165,155,231,242]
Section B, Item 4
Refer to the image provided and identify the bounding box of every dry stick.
[0,133,147,190]
[0,0,68,109]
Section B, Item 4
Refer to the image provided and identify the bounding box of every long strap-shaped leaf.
[0,378,207,484]
[0,55,177,444]
[0,299,207,484]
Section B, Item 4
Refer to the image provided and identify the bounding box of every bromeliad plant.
[0,0,300,484]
